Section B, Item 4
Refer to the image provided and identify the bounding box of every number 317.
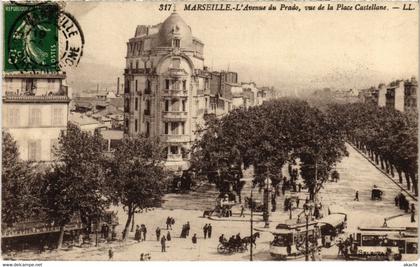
[159,4,172,11]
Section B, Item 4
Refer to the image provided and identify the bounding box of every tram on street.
[269,221,321,260]
[347,226,418,261]
[318,213,347,247]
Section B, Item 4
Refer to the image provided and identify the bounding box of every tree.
[42,123,108,248]
[2,131,42,226]
[105,134,165,240]
[191,98,347,202]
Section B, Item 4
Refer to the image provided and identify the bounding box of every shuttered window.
[29,108,42,126]
[51,107,63,126]
[28,140,41,161]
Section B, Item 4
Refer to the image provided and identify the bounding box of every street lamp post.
[250,186,254,261]
[304,208,310,261]
[263,177,271,228]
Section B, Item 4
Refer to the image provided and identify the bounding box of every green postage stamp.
[4,3,60,72]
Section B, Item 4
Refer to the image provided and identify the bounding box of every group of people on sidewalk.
[134,224,147,242]
[203,223,213,239]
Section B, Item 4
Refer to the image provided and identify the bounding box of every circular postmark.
[6,2,84,73]
[58,11,85,69]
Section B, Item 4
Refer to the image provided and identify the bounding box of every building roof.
[158,12,193,48]
[69,112,100,126]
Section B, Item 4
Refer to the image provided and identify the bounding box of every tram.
[269,213,347,260]
[348,226,418,261]
[269,221,321,260]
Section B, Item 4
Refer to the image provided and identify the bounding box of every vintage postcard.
[1,0,418,264]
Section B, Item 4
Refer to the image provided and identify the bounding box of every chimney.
[117,77,120,95]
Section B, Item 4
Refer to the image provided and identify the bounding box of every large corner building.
[124,11,211,170]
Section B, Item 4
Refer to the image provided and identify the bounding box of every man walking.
[161,235,166,252]
[208,224,212,238]
[411,203,416,222]
[108,248,114,260]
[354,191,359,201]
[156,226,161,241]
[185,221,190,237]
[240,205,245,217]
[203,224,208,239]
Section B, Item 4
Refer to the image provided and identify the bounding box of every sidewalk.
[348,142,417,202]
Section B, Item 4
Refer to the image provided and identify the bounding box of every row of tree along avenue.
[327,103,418,196]
[190,98,348,202]
[2,123,165,249]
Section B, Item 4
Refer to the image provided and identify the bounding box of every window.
[173,39,180,48]
[7,107,20,127]
[50,139,58,160]
[135,119,138,132]
[145,80,151,93]
[135,97,138,111]
[136,60,139,69]
[28,140,41,161]
[165,79,170,90]
[146,122,150,137]
[172,58,181,68]
[172,80,179,90]
[182,80,187,90]
[135,80,138,92]
[170,146,178,154]
[164,122,169,134]
[171,122,179,135]
[181,122,185,135]
[130,61,133,69]
[144,100,151,115]
[29,107,42,126]
[182,100,186,112]
[165,100,170,112]
[52,107,63,126]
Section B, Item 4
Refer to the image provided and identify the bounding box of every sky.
[65,1,419,94]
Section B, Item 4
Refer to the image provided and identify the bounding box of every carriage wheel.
[217,244,225,254]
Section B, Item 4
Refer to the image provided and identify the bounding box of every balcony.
[160,135,190,143]
[167,153,184,161]
[124,68,154,75]
[162,111,188,121]
[3,94,70,103]
[167,68,188,78]
[162,89,188,97]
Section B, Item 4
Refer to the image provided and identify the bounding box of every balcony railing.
[167,68,188,77]
[162,89,188,97]
[124,68,153,75]
[162,111,188,121]
[3,95,70,103]
[167,154,183,161]
[160,135,190,143]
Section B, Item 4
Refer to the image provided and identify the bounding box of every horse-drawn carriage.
[371,187,383,200]
[217,233,261,254]
[245,197,265,212]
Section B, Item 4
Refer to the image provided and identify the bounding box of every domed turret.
[158,12,193,48]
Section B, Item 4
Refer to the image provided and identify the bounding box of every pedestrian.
[166,231,171,241]
[240,205,245,217]
[192,233,197,244]
[171,217,175,227]
[141,224,147,241]
[166,217,171,230]
[186,221,190,237]
[354,191,359,201]
[135,225,141,242]
[208,224,212,238]
[160,235,166,252]
[298,183,302,192]
[411,204,416,222]
[203,224,208,239]
[140,253,144,261]
[281,184,286,195]
[108,248,114,260]
[296,198,300,208]
[156,227,161,241]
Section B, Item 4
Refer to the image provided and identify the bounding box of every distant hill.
[66,61,124,95]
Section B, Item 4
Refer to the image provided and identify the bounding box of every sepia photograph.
[1,0,419,263]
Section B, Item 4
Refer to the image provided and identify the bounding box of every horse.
[241,232,260,249]
[203,209,214,218]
